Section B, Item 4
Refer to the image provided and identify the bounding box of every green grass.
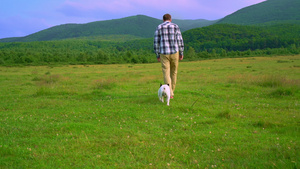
[0,55,299,168]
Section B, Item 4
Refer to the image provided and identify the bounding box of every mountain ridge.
[1,0,299,43]
[217,0,300,25]
[0,15,218,42]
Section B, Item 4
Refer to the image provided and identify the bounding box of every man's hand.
[157,57,161,62]
[179,55,184,60]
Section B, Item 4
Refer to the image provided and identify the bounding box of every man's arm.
[176,27,184,58]
[153,28,161,59]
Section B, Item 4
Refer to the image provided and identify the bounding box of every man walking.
[154,14,184,99]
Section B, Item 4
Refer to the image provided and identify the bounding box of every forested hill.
[217,0,300,25]
[1,0,298,43]
[173,19,219,32]
[1,23,299,66]
[183,24,300,53]
[0,15,160,42]
[0,15,217,43]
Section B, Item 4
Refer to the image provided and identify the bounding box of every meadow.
[0,55,299,168]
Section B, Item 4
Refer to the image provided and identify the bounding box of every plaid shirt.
[154,21,184,58]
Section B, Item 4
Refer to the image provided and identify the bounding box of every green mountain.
[173,19,219,32]
[217,0,300,25]
[1,0,298,43]
[0,15,217,42]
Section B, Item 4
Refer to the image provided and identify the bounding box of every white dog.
[158,84,171,106]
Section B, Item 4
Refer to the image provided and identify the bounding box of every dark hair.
[163,14,171,21]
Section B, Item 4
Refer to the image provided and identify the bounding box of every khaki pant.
[160,52,179,96]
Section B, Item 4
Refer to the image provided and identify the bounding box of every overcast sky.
[0,0,266,39]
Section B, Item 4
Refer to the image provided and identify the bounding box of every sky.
[0,0,266,39]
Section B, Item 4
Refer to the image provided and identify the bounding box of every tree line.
[0,24,299,66]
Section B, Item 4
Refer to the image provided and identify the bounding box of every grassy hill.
[217,0,300,25]
[0,15,216,42]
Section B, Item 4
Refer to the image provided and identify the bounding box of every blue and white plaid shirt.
[154,21,184,58]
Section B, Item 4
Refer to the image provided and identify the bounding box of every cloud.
[56,0,266,21]
[57,0,136,19]
[57,0,219,20]
[0,16,50,38]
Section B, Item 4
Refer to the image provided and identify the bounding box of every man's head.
[163,14,172,22]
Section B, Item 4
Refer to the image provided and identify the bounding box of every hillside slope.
[217,0,300,25]
[173,19,219,32]
[0,15,216,42]
[1,15,160,42]
[183,23,300,52]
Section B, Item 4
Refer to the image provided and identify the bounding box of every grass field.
[0,55,299,168]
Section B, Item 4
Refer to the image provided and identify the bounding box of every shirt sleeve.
[176,27,184,56]
[153,27,161,58]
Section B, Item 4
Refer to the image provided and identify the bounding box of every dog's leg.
[167,97,170,106]
[158,90,163,102]
[158,95,163,102]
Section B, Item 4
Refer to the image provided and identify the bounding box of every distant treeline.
[0,24,299,66]
[0,40,156,65]
[183,23,300,60]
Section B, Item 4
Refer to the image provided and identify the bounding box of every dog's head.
[160,84,170,94]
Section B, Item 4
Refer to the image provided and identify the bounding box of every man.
[154,14,184,99]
